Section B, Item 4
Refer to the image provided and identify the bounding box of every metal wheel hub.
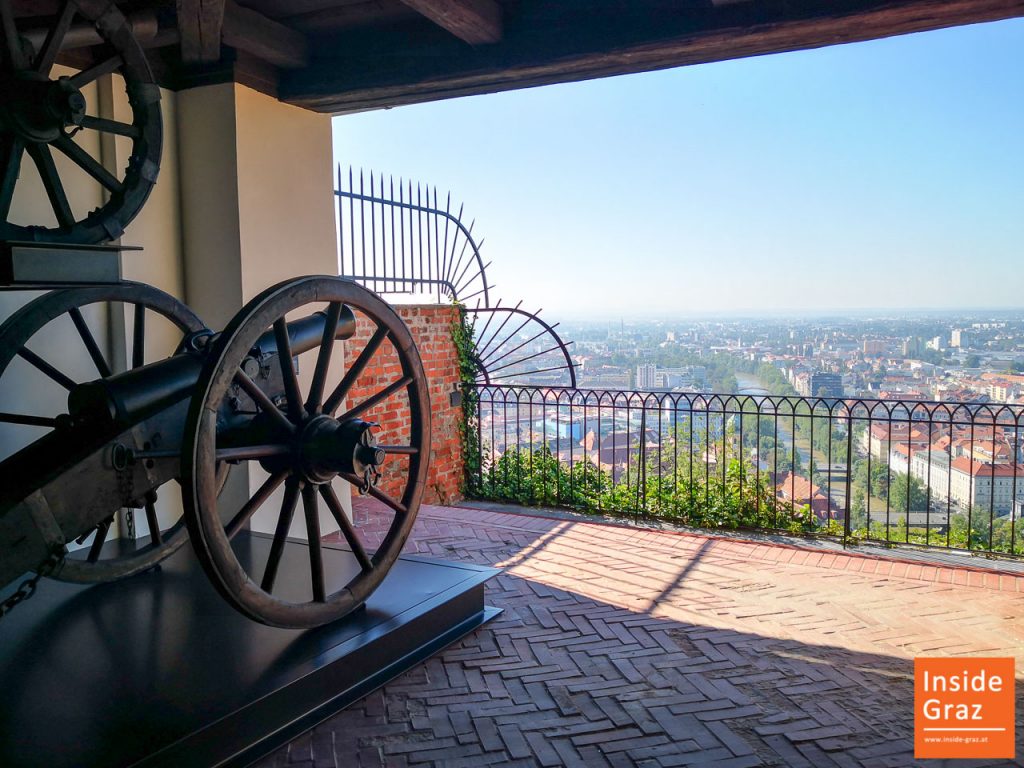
[0,73,85,144]
[262,416,386,486]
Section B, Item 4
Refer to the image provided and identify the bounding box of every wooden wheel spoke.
[0,135,24,219]
[53,134,120,193]
[324,325,389,416]
[0,412,58,427]
[338,376,412,423]
[87,519,111,562]
[0,0,27,70]
[144,493,162,546]
[78,115,141,139]
[320,483,373,572]
[226,470,288,540]
[18,347,76,390]
[339,472,408,517]
[301,484,326,602]
[233,370,296,435]
[68,306,111,378]
[261,478,300,593]
[215,444,291,462]
[273,318,305,422]
[26,143,74,228]
[69,54,122,88]
[379,445,419,455]
[35,0,76,75]
[132,303,145,368]
[305,301,343,414]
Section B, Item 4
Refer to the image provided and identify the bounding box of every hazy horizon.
[548,306,1024,322]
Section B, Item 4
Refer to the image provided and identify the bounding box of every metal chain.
[125,508,135,541]
[0,548,64,622]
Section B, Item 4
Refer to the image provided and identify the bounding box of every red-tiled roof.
[950,457,1024,478]
[775,472,826,502]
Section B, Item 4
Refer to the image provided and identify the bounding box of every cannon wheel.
[0,0,162,244]
[182,276,430,629]
[0,283,203,582]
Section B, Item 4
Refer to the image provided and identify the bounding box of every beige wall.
[236,85,338,299]
[177,83,336,325]
[176,83,242,329]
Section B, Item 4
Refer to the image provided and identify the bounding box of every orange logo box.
[914,657,1015,759]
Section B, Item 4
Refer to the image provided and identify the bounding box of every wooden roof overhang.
[17,0,1024,113]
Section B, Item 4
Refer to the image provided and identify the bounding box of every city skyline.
[333,18,1024,316]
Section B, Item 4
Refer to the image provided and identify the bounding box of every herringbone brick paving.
[256,503,1024,768]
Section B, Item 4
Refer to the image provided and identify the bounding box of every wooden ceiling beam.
[176,0,226,63]
[222,0,309,69]
[284,0,1024,113]
[397,0,502,44]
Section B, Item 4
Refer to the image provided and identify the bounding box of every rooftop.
[257,499,1024,768]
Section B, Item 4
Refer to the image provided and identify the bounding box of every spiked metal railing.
[335,167,491,306]
[334,168,578,386]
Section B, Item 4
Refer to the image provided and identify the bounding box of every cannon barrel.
[68,306,356,427]
[251,309,356,358]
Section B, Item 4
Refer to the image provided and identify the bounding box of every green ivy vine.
[450,303,482,496]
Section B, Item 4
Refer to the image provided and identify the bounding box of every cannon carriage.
[0,1,431,629]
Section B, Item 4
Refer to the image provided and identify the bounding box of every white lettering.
[922,700,984,721]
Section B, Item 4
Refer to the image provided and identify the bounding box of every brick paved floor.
[256,503,1024,768]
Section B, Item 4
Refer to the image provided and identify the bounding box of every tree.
[888,472,928,512]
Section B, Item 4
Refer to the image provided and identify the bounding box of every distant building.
[863,339,886,356]
[809,372,843,399]
[793,371,812,396]
[948,458,1024,515]
[902,337,923,357]
[951,329,973,349]
[635,363,657,390]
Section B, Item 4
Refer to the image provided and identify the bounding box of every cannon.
[0,2,433,629]
[0,277,430,628]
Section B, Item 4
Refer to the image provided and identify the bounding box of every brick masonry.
[346,304,464,505]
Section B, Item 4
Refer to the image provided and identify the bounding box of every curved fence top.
[468,303,578,388]
[335,167,491,307]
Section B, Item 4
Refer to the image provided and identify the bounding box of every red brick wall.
[344,304,464,505]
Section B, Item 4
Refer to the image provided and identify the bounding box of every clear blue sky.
[332,19,1024,318]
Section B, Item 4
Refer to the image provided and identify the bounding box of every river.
[735,373,769,397]
[733,373,813,473]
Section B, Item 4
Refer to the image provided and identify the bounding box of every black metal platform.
[0,533,500,768]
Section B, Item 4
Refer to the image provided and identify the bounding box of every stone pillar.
[176,83,347,535]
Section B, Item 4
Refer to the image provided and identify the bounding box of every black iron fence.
[468,385,1024,557]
